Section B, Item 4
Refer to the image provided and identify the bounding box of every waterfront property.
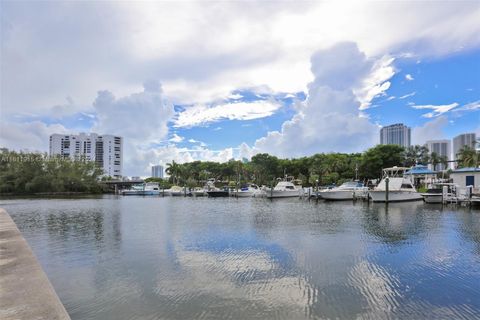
[50,133,123,178]
[451,167,480,189]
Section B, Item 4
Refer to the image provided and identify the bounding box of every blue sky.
[1,1,479,175]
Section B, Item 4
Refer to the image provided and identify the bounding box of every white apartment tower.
[380,123,411,148]
[151,165,164,178]
[425,140,451,171]
[49,133,123,177]
[453,133,477,159]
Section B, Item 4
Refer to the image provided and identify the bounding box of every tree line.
[161,144,479,187]
[0,143,477,194]
[0,149,104,194]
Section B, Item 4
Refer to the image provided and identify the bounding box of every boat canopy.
[405,165,436,176]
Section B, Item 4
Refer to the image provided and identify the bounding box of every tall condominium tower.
[49,133,123,177]
[453,133,477,159]
[380,123,411,148]
[425,140,451,171]
[151,165,164,178]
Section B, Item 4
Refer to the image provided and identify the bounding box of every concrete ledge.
[0,208,71,320]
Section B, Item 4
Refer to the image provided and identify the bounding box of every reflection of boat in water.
[122,183,160,195]
[318,181,368,200]
[266,176,303,199]
[369,167,423,202]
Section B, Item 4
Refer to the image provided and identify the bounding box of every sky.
[1,1,479,176]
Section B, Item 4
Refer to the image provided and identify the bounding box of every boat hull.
[369,191,423,202]
[233,191,256,197]
[319,190,355,200]
[421,193,443,203]
[121,190,160,196]
[265,190,301,198]
[207,191,229,197]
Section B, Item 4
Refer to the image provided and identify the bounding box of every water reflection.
[1,196,479,320]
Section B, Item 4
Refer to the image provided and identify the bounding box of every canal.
[1,196,479,319]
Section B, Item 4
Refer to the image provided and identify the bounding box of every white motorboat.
[318,181,369,200]
[191,187,207,197]
[231,184,261,197]
[420,183,457,203]
[121,182,160,196]
[166,185,184,196]
[265,177,303,199]
[369,167,423,202]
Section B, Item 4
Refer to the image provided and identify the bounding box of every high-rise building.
[380,123,411,148]
[453,133,477,160]
[49,133,123,177]
[425,140,451,171]
[151,165,164,178]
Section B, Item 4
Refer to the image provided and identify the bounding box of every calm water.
[1,196,480,320]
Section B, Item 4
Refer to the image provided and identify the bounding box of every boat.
[166,185,184,196]
[318,181,369,200]
[369,167,423,202]
[265,176,303,199]
[121,182,160,196]
[207,187,229,197]
[421,183,458,203]
[191,187,207,197]
[231,184,261,197]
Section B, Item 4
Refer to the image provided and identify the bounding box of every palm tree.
[456,146,478,168]
[166,160,181,185]
[430,152,440,171]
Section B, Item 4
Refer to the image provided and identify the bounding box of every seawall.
[0,208,71,320]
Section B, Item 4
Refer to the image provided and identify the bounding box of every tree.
[456,146,479,168]
[360,144,405,179]
[165,160,181,185]
[404,145,429,167]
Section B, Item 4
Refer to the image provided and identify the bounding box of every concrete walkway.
[0,208,71,320]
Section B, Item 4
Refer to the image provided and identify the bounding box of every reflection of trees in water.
[44,206,122,250]
[362,202,437,244]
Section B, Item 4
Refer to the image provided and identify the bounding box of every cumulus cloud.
[92,80,174,143]
[174,100,282,128]
[0,120,68,152]
[412,116,448,145]
[2,1,480,113]
[253,42,379,158]
[405,74,414,81]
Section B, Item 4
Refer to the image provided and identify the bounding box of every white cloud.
[399,92,416,99]
[356,55,396,110]
[454,100,480,112]
[0,120,68,152]
[92,80,174,143]
[412,116,448,145]
[411,103,459,118]
[2,1,480,113]
[170,133,184,143]
[253,42,379,158]
[405,74,414,81]
[174,100,281,128]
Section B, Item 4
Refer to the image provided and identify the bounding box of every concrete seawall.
[0,208,71,320]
